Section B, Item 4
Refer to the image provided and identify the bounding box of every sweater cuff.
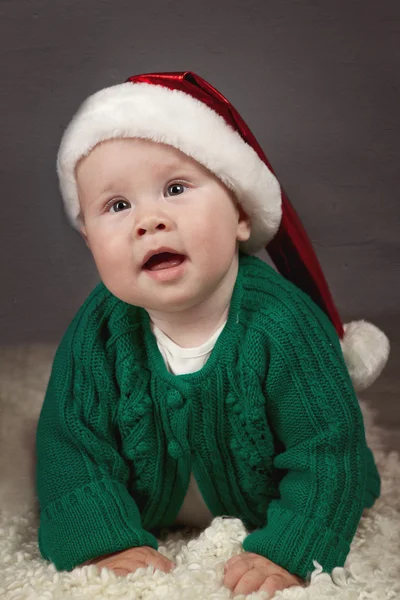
[38,479,158,571]
[242,502,350,581]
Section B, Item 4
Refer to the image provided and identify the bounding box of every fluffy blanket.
[0,344,399,599]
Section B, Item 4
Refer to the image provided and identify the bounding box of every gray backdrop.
[0,0,398,345]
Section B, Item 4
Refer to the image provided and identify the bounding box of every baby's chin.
[141,295,203,314]
[107,287,202,313]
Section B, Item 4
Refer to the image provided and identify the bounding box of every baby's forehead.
[83,138,214,187]
[99,137,202,168]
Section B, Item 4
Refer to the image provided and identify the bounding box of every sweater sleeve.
[242,294,376,581]
[35,315,158,571]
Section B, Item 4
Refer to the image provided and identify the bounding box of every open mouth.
[143,252,186,271]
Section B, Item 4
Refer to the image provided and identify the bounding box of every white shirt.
[150,319,227,528]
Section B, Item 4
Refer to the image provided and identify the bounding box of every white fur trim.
[56,82,282,254]
[341,320,390,391]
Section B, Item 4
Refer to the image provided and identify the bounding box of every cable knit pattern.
[35,252,380,578]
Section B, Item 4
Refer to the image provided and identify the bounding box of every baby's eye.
[108,199,130,213]
[166,182,187,196]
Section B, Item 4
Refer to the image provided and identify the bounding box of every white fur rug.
[0,344,399,599]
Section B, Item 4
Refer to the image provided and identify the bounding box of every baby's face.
[76,137,251,312]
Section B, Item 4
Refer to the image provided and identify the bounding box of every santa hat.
[57,70,390,391]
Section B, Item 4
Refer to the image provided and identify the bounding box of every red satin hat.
[57,70,390,390]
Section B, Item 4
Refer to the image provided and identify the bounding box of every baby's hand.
[81,546,175,577]
[223,551,305,597]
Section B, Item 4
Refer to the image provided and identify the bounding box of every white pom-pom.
[340,320,390,391]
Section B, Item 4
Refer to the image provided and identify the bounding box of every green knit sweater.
[35,252,380,579]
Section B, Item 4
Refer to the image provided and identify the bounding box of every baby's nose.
[136,215,170,236]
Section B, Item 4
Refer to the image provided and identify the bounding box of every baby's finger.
[97,559,147,577]
[233,568,268,596]
[224,553,244,570]
[146,555,175,573]
[160,558,175,573]
[260,574,293,596]
[112,562,145,577]
[132,547,175,573]
[224,561,253,590]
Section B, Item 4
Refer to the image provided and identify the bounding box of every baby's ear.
[237,203,252,241]
[79,226,90,249]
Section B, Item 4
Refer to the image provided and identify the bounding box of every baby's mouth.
[143,252,186,271]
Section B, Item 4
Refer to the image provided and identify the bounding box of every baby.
[35,71,390,597]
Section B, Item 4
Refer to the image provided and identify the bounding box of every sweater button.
[168,439,184,459]
[225,394,237,405]
[167,390,185,409]
[249,452,260,467]
[137,441,151,454]
[136,402,152,417]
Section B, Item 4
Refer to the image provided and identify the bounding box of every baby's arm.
[36,315,159,571]
[242,295,374,581]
